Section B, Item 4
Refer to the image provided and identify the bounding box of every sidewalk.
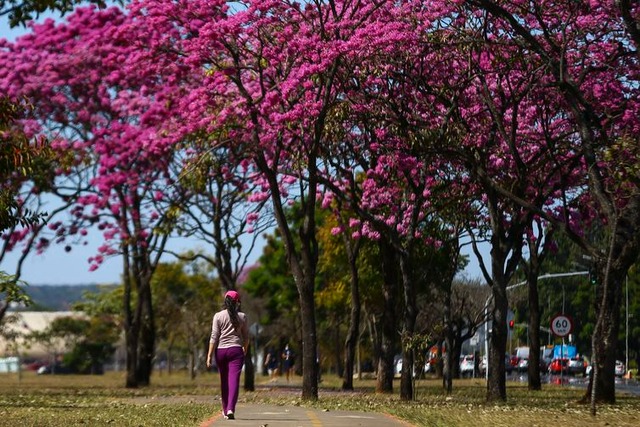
[199,403,414,427]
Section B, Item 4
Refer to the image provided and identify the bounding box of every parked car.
[586,363,593,377]
[505,354,514,374]
[517,346,530,358]
[517,358,529,373]
[476,354,515,375]
[36,364,71,375]
[615,360,625,377]
[24,361,46,371]
[548,358,569,375]
[460,354,476,377]
[394,355,403,378]
[479,355,487,375]
[394,355,433,378]
[424,360,434,373]
[567,356,588,376]
[509,355,519,371]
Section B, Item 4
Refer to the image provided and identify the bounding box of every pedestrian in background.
[207,290,249,420]
[264,347,279,382]
[282,343,295,383]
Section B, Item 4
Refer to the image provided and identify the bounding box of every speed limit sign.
[551,314,573,337]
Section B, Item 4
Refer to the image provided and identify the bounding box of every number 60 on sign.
[551,314,573,337]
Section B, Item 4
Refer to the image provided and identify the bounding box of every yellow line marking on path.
[306,410,323,426]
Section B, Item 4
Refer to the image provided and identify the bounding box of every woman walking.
[207,290,249,420]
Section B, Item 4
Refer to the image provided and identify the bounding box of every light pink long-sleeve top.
[210,309,248,349]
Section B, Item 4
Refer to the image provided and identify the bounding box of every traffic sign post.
[551,314,574,387]
[551,314,573,337]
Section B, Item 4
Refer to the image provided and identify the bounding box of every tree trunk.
[125,325,139,388]
[399,254,417,401]
[0,301,8,324]
[298,276,319,399]
[366,308,382,379]
[471,173,524,402]
[122,251,138,388]
[342,267,360,389]
[244,347,255,391]
[136,280,155,386]
[189,343,196,381]
[342,236,361,390]
[333,318,342,377]
[443,290,453,393]
[451,334,463,379]
[523,226,548,392]
[298,195,320,400]
[255,154,319,401]
[586,266,624,407]
[443,334,453,393]
[487,284,508,401]
[376,337,395,394]
[376,239,397,394]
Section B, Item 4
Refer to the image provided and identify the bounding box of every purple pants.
[215,346,244,414]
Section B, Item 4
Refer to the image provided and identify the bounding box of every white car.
[395,355,431,378]
[460,355,475,377]
[517,358,529,373]
[586,360,625,377]
[479,355,487,375]
[567,356,587,376]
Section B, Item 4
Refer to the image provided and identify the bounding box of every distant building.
[0,311,82,359]
[0,356,19,372]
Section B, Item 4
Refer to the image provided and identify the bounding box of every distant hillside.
[21,284,118,311]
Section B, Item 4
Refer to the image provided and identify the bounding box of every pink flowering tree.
[313,10,474,396]
[0,6,193,387]
[124,0,422,399]
[10,1,631,408]
[118,0,639,406]
[311,17,467,398]
[124,0,469,401]
[317,1,587,402]
[460,0,640,407]
[440,38,583,401]
[351,0,639,405]
[347,2,640,405]
[115,0,638,406]
[325,138,464,399]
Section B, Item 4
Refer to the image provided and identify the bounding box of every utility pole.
[626,275,629,374]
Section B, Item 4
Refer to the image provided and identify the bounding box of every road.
[509,372,640,396]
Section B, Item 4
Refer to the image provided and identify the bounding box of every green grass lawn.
[0,371,638,426]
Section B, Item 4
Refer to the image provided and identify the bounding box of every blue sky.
[1,11,486,286]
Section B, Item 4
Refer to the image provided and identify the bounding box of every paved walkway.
[199,403,413,427]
